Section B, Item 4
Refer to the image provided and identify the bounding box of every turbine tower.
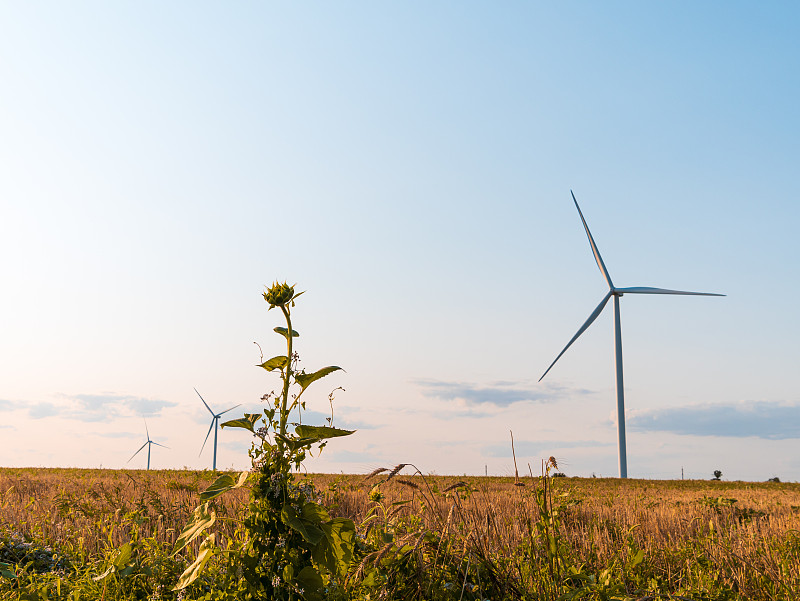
[196,388,241,472]
[128,421,168,470]
[540,191,724,478]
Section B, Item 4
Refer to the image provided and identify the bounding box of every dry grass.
[0,468,247,556]
[2,467,799,597]
[314,470,800,596]
[315,472,800,541]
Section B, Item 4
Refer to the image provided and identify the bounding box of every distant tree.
[713,470,722,480]
[768,476,781,483]
[552,472,566,478]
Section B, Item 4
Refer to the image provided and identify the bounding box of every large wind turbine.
[540,192,724,478]
[128,421,168,470]
[196,388,241,472]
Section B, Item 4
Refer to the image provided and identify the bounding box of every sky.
[2,3,799,481]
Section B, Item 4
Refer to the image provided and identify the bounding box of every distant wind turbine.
[128,421,168,470]
[196,388,241,472]
[539,191,724,479]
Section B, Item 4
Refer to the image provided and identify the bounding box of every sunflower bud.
[263,282,295,308]
[368,485,384,503]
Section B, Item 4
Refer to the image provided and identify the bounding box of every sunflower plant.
[173,283,356,600]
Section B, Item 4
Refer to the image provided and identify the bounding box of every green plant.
[173,282,357,599]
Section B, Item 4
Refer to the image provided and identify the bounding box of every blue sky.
[1,3,799,481]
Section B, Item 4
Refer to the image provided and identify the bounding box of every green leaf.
[258,355,288,371]
[233,470,250,487]
[173,502,216,554]
[0,562,14,579]
[173,534,215,591]
[302,501,331,525]
[281,504,324,545]
[295,566,324,600]
[314,518,356,579]
[295,366,342,392]
[220,413,260,433]
[112,542,133,570]
[274,326,299,339]
[199,471,249,502]
[361,568,379,587]
[93,542,134,581]
[275,433,318,451]
[294,425,355,441]
[200,474,235,502]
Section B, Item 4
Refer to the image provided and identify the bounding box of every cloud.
[124,397,178,417]
[414,379,589,410]
[29,402,61,419]
[69,393,178,420]
[218,440,252,454]
[21,393,178,422]
[0,399,16,411]
[482,439,613,458]
[71,394,117,412]
[628,401,800,440]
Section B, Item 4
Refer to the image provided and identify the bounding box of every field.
[1,466,799,600]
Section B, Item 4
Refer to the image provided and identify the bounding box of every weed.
[173,283,356,599]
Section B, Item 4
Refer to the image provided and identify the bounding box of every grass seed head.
[386,464,408,481]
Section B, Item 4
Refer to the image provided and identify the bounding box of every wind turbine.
[195,388,241,472]
[128,421,168,470]
[539,191,724,478]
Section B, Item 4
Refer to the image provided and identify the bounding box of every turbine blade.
[614,286,725,296]
[152,442,169,449]
[195,388,216,416]
[571,191,614,290]
[128,441,148,463]
[200,419,215,455]
[144,419,150,441]
[539,291,613,382]
[218,403,242,416]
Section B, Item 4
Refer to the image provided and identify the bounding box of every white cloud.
[30,393,179,422]
[628,400,800,440]
[413,379,592,410]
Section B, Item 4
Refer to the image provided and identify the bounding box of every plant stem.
[278,305,293,458]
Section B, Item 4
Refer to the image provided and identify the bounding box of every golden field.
[1,467,799,599]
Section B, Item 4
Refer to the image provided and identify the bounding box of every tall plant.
[173,283,357,600]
